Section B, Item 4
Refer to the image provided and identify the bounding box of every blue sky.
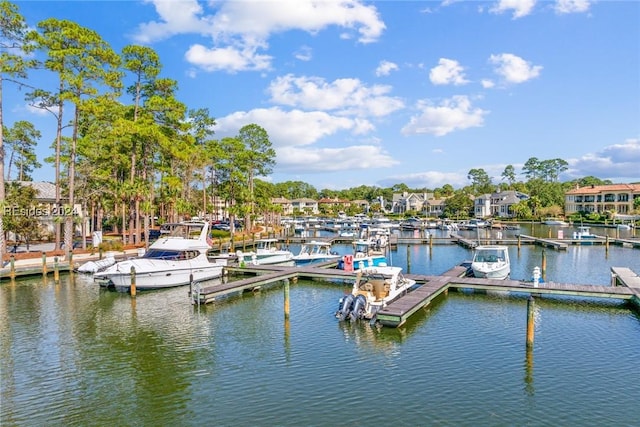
[6,0,640,190]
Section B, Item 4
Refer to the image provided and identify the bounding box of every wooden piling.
[517,235,521,249]
[42,252,47,276]
[130,266,137,297]
[429,234,433,248]
[526,296,535,348]
[9,255,16,279]
[54,256,60,283]
[605,235,610,254]
[284,279,290,320]
[541,249,547,280]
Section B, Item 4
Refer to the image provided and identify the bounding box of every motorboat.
[543,218,569,226]
[573,226,598,239]
[338,239,387,271]
[94,221,232,291]
[237,238,294,266]
[292,241,340,266]
[77,253,117,273]
[471,245,510,280]
[335,265,416,321]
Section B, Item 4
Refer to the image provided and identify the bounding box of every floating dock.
[376,266,639,327]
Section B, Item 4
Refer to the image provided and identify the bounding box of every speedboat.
[237,238,294,266]
[471,245,510,280]
[335,266,416,321]
[573,226,598,239]
[292,241,340,266]
[543,218,569,226]
[338,239,387,271]
[94,221,232,291]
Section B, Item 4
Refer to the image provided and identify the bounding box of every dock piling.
[130,266,136,297]
[526,296,535,348]
[42,252,47,276]
[284,279,290,320]
[9,255,16,279]
[54,257,59,283]
[541,249,547,280]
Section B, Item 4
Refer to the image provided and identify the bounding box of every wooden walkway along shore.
[376,266,639,327]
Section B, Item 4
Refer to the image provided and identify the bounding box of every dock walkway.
[376,269,636,327]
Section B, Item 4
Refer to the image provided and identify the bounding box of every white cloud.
[401,95,488,137]
[567,139,640,179]
[134,0,385,72]
[277,145,398,173]
[216,107,373,147]
[481,79,495,88]
[490,0,536,19]
[429,58,469,86]
[554,0,591,14]
[375,60,399,77]
[294,46,313,61]
[184,44,272,72]
[489,53,542,84]
[267,74,405,117]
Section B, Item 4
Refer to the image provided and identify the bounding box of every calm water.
[2,227,639,426]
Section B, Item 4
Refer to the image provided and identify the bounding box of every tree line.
[1,2,636,259]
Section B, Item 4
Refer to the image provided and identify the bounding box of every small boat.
[335,265,416,321]
[94,221,233,291]
[573,226,598,239]
[292,241,340,266]
[77,253,117,273]
[237,238,294,266]
[471,245,510,280]
[543,218,568,226]
[338,239,387,270]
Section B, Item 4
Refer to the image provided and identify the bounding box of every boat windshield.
[143,249,199,260]
[473,249,506,263]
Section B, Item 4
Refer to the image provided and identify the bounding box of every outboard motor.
[349,294,368,321]
[336,294,355,321]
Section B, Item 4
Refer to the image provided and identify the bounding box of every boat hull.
[471,263,510,280]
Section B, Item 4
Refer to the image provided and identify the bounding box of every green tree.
[0,0,36,259]
[4,120,41,180]
[4,181,40,249]
[237,123,275,230]
[467,168,494,195]
[501,164,516,188]
[442,191,473,219]
[29,18,122,252]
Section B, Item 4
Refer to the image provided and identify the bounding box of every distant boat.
[237,238,295,266]
[338,239,387,271]
[471,245,510,280]
[292,241,340,266]
[573,226,598,239]
[543,218,569,226]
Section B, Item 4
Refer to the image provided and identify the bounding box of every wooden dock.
[375,267,637,327]
[191,261,354,304]
[516,234,568,250]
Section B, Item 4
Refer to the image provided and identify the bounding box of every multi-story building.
[474,190,529,218]
[565,183,640,216]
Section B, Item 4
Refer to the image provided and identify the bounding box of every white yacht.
[94,221,232,291]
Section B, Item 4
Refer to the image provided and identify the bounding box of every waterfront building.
[565,183,640,216]
[474,190,530,219]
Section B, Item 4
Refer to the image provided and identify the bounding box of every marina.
[1,240,639,426]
